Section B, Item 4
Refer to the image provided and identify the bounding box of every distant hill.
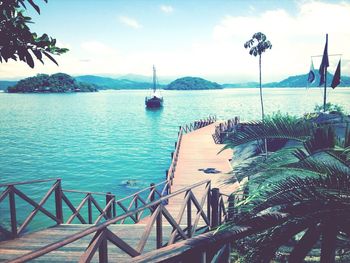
[224,72,350,88]
[165,77,222,90]
[0,81,17,90]
[75,75,162,89]
[263,72,350,87]
[7,73,98,93]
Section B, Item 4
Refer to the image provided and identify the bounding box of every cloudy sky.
[0,0,349,83]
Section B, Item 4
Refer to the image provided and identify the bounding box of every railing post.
[174,141,177,148]
[112,195,116,218]
[211,188,220,228]
[135,195,139,223]
[187,191,192,237]
[106,192,112,220]
[207,183,211,226]
[171,151,174,159]
[99,229,108,263]
[227,194,235,221]
[9,186,17,237]
[150,183,157,209]
[156,205,163,249]
[88,194,92,224]
[55,179,63,224]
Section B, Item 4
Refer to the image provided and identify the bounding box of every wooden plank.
[66,194,89,224]
[79,230,104,262]
[13,187,59,224]
[105,229,140,257]
[62,192,87,224]
[0,224,177,262]
[136,205,161,253]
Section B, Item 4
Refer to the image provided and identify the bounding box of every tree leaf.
[43,51,58,66]
[27,0,41,14]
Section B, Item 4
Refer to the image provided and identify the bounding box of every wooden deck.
[160,122,239,224]
[0,224,176,262]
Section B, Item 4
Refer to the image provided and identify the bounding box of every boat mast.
[153,65,157,93]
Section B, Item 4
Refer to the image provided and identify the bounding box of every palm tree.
[221,115,350,262]
[244,33,272,158]
[244,32,272,120]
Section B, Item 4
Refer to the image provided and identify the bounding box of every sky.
[0,0,349,83]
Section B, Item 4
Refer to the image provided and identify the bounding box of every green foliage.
[0,0,68,68]
[222,115,350,262]
[244,32,272,57]
[314,102,345,114]
[165,77,222,90]
[7,73,98,93]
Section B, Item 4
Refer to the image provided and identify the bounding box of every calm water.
[0,88,349,226]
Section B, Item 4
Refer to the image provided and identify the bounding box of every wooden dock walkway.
[0,117,240,262]
[164,122,239,223]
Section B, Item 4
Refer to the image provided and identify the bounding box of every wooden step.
[0,224,180,262]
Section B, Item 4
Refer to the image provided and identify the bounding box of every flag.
[307,59,315,84]
[319,35,329,86]
[331,59,341,89]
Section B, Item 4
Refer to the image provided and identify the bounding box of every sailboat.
[145,65,163,108]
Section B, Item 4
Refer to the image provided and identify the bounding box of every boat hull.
[145,97,163,108]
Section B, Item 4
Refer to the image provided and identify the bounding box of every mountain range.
[1,72,349,91]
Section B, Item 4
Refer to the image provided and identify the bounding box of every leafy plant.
[314,103,345,114]
[0,0,68,68]
[222,114,350,262]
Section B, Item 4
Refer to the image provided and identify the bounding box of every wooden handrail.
[213,116,240,144]
[116,179,168,203]
[132,212,289,263]
[9,180,212,263]
[0,179,62,239]
[0,178,61,188]
[62,189,116,196]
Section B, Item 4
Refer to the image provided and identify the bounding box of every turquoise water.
[0,88,350,227]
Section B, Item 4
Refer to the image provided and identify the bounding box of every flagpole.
[323,33,328,112]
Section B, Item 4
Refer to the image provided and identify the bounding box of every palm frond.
[224,117,313,148]
[233,170,350,219]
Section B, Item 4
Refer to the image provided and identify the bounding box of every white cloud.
[207,1,350,82]
[160,5,174,13]
[2,1,350,83]
[81,41,118,56]
[119,16,142,29]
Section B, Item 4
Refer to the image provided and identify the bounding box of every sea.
[0,88,350,228]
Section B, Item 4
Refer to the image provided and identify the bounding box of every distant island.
[1,72,349,92]
[6,73,98,93]
[75,75,164,90]
[223,72,350,88]
[165,77,222,90]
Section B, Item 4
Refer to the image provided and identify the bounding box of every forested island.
[6,73,98,93]
[165,77,222,90]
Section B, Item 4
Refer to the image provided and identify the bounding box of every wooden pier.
[0,116,241,262]
[164,122,238,223]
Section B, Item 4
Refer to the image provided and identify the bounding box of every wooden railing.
[0,179,174,240]
[8,180,226,262]
[132,212,288,263]
[182,115,217,134]
[213,116,240,144]
[0,178,63,239]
